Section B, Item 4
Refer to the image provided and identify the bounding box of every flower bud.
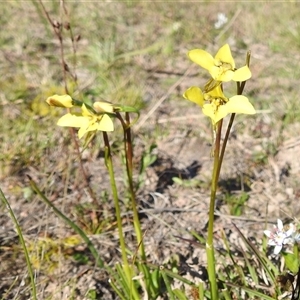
[93,101,114,113]
[46,95,73,108]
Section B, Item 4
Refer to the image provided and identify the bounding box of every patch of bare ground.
[2,100,299,299]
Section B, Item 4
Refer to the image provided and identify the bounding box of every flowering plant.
[188,43,251,82]
[183,44,255,298]
[46,95,115,139]
[184,44,255,126]
[264,219,296,255]
[183,84,255,125]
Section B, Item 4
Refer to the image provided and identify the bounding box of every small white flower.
[214,13,228,29]
[264,219,295,254]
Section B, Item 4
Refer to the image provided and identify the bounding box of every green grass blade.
[233,223,277,283]
[109,277,127,300]
[225,282,275,300]
[28,176,104,268]
[160,267,175,300]
[0,187,37,300]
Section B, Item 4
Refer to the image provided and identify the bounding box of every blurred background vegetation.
[2,1,300,182]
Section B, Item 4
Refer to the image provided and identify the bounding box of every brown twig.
[38,0,97,205]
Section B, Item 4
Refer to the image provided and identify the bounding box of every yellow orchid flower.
[183,85,255,125]
[57,102,114,139]
[188,44,251,82]
[46,94,74,108]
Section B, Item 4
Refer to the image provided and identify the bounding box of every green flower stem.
[102,132,139,299]
[218,52,251,180]
[123,113,145,257]
[210,52,251,298]
[119,113,154,295]
[206,119,223,299]
[218,57,251,179]
[217,113,235,180]
[0,187,37,300]
[70,127,98,206]
[102,132,128,266]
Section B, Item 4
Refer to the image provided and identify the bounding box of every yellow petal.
[232,65,252,82]
[202,104,215,121]
[57,113,89,128]
[78,126,89,139]
[46,94,73,108]
[81,104,94,117]
[87,119,100,132]
[219,71,234,82]
[188,49,214,71]
[97,114,114,131]
[215,44,235,68]
[214,105,229,123]
[77,117,99,139]
[93,101,114,113]
[206,85,224,98]
[225,96,256,114]
[202,104,228,124]
[183,86,204,107]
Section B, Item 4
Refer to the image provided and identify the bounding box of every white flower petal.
[274,245,282,255]
[277,219,283,231]
[264,230,272,238]
[286,224,295,236]
[283,237,293,245]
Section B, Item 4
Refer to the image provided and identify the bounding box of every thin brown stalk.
[38,0,97,205]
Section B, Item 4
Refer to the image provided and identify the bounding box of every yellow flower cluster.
[183,44,255,124]
[46,95,114,139]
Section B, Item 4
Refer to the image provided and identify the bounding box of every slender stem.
[123,113,145,258]
[217,51,251,180]
[217,52,251,179]
[38,0,97,206]
[70,128,98,203]
[118,112,154,295]
[102,132,128,266]
[207,50,252,299]
[206,119,223,299]
[217,113,235,179]
[102,132,139,299]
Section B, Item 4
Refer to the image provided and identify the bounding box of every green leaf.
[283,252,299,274]
[172,289,188,300]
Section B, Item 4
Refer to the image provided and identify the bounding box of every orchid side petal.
[225,96,256,115]
[233,65,252,82]
[97,114,114,132]
[183,86,204,107]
